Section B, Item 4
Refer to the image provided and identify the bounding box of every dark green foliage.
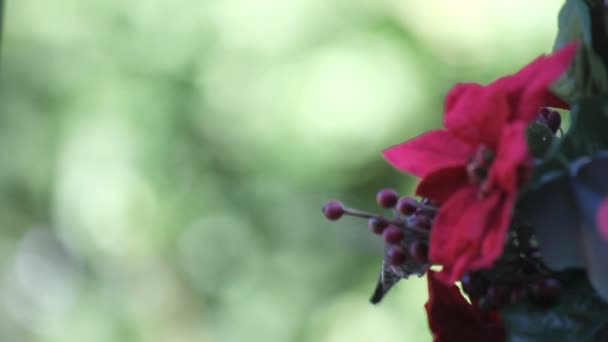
[518,173,584,271]
[502,271,608,342]
[510,2,608,337]
[526,123,556,158]
[554,0,592,50]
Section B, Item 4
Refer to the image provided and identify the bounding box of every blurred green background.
[0,1,563,341]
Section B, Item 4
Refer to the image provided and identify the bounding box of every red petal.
[429,188,506,282]
[476,192,516,270]
[443,83,510,148]
[383,130,473,178]
[425,271,506,342]
[442,44,576,148]
[490,121,531,192]
[416,166,469,204]
[596,197,608,241]
[498,42,578,122]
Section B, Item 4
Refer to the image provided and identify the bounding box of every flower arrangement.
[322,1,608,340]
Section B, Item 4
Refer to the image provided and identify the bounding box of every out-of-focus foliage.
[0,1,563,341]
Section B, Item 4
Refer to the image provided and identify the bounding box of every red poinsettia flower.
[425,271,505,342]
[383,43,578,283]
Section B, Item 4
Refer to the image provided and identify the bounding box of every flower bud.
[322,200,344,220]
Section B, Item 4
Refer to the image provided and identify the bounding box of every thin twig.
[343,207,430,235]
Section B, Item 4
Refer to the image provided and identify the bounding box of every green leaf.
[526,122,556,158]
[584,0,603,7]
[554,0,592,50]
[560,96,608,158]
[517,172,585,271]
[502,271,608,342]
[518,153,608,302]
[551,1,608,102]
[551,46,608,103]
[571,152,608,301]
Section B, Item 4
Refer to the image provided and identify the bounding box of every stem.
[418,203,438,212]
[342,207,382,220]
[343,207,430,235]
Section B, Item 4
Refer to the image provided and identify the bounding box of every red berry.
[412,215,431,230]
[383,226,404,244]
[322,200,344,220]
[368,217,388,235]
[397,196,418,216]
[387,246,406,265]
[540,107,551,119]
[547,110,561,133]
[409,240,429,262]
[376,189,398,208]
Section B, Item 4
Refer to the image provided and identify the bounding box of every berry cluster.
[322,189,435,268]
[461,272,561,310]
[460,223,562,310]
[536,107,562,134]
[323,191,563,309]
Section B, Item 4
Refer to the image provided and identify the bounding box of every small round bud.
[412,215,431,230]
[397,196,418,216]
[546,110,561,133]
[368,217,388,235]
[409,240,429,262]
[540,107,551,119]
[383,226,404,244]
[387,246,406,265]
[322,200,344,220]
[376,189,399,208]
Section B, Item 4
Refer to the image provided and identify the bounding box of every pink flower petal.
[425,271,505,342]
[474,192,515,270]
[383,130,473,178]
[498,42,578,122]
[429,187,505,283]
[416,166,469,204]
[489,121,532,192]
[443,83,510,149]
